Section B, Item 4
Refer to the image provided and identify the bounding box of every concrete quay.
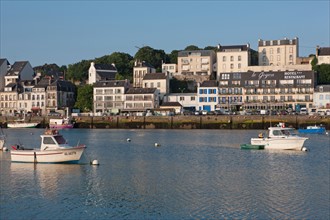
[1,115,329,130]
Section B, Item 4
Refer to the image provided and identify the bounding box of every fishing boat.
[298,125,326,134]
[7,113,39,128]
[10,129,86,163]
[250,123,308,151]
[0,127,5,150]
[49,117,74,129]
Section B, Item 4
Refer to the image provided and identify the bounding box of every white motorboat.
[10,129,86,163]
[251,123,308,150]
[0,127,5,150]
[7,114,39,128]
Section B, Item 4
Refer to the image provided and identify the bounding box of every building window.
[180,97,184,101]
[270,48,273,54]
[230,56,234,61]
[277,55,280,61]
[223,56,226,62]
[221,74,230,80]
[157,82,160,87]
[238,63,241,69]
[277,48,280,53]
[289,47,293,53]
[230,64,234,69]
[191,97,195,101]
[238,56,241,61]
[319,95,324,100]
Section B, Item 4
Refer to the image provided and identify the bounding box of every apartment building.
[167,93,198,111]
[316,46,330,64]
[197,80,219,111]
[177,50,216,80]
[162,63,177,77]
[133,60,156,88]
[93,80,130,115]
[258,37,299,66]
[124,88,159,112]
[142,73,169,101]
[216,44,255,76]
[218,70,316,111]
[313,85,330,109]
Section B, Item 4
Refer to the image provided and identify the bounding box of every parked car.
[48,112,61,117]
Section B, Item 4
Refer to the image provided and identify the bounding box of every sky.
[1,0,329,67]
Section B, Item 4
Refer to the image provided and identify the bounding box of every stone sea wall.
[1,115,329,130]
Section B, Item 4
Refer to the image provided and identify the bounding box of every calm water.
[0,129,329,219]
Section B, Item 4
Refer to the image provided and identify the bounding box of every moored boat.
[298,125,326,134]
[7,120,39,128]
[10,129,86,163]
[250,123,308,151]
[49,117,74,129]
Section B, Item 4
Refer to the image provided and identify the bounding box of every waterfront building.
[316,46,330,64]
[142,73,169,102]
[313,85,330,109]
[88,62,117,85]
[258,37,299,66]
[0,58,10,91]
[197,80,219,112]
[133,60,156,88]
[93,80,130,115]
[177,50,216,83]
[218,70,316,111]
[159,102,182,115]
[162,63,177,78]
[167,93,198,112]
[216,44,256,76]
[124,88,159,113]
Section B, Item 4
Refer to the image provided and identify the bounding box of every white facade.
[197,81,219,111]
[316,47,330,65]
[313,85,330,109]
[88,62,117,85]
[167,93,198,110]
[258,37,299,66]
[142,73,169,101]
[133,60,156,88]
[124,88,159,111]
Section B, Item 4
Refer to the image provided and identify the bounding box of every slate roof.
[94,80,128,88]
[178,50,214,57]
[200,80,218,87]
[0,58,10,66]
[218,45,248,52]
[126,88,156,94]
[258,38,298,46]
[315,85,330,92]
[34,78,52,88]
[94,64,117,71]
[134,61,154,68]
[143,73,167,80]
[161,102,182,107]
[317,47,330,56]
[6,61,28,76]
[96,72,116,81]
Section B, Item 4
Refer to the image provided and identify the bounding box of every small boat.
[298,125,326,134]
[250,123,308,151]
[0,127,5,150]
[7,113,39,128]
[240,144,264,150]
[10,129,86,163]
[49,117,74,129]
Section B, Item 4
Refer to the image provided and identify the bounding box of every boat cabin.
[268,127,295,138]
[40,129,69,150]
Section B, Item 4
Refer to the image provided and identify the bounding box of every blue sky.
[1,0,329,67]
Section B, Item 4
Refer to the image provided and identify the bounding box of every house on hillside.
[133,60,156,88]
[142,72,169,102]
[88,62,117,85]
[316,46,330,65]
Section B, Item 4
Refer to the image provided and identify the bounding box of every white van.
[300,107,308,115]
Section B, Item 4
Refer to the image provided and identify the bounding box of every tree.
[313,64,330,84]
[184,45,201,51]
[74,84,93,112]
[204,46,217,51]
[66,60,91,82]
[168,50,179,64]
[134,46,166,71]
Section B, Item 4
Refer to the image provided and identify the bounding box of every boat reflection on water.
[10,163,84,199]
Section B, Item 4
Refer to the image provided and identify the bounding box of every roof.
[126,88,156,94]
[258,38,298,47]
[134,60,154,68]
[94,63,117,71]
[200,80,218,87]
[0,58,10,66]
[6,61,28,76]
[96,72,116,81]
[94,80,128,88]
[218,45,248,52]
[178,50,214,57]
[161,102,182,107]
[317,47,330,56]
[143,73,167,80]
[315,85,330,92]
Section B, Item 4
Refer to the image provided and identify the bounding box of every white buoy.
[301,147,308,152]
[127,138,131,142]
[326,131,329,135]
[91,160,99,165]
[155,143,161,147]
[2,147,8,152]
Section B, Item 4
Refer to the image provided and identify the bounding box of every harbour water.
[0,129,329,219]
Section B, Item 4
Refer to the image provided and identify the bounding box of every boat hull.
[240,144,264,150]
[49,124,74,129]
[298,128,326,134]
[0,139,5,150]
[11,146,86,163]
[7,123,39,128]
[251,137,308,150]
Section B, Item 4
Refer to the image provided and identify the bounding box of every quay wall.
[1,115,329,130]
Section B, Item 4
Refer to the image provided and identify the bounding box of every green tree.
[167,50,179,64]
[74,84,93,112]
[204,46,217,51]
[313,64,330,84]
[134,46,166,71]
[66,60,91,82]
[184,45,201,51]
